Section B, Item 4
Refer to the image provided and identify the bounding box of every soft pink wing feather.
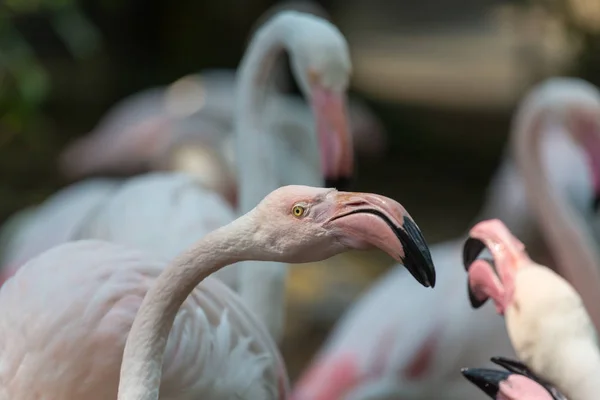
[80,172,238,288]
[0,240,288,399]
[0,178,120,272]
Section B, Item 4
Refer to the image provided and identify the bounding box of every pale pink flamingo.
[58,2,385,193]
[291,78,600,399]
[0,185,436,399]
[1,10,356,341]
[57,71,385,206]
[0,178,120,276]
[461,357,566,400]
[464,218,600,400]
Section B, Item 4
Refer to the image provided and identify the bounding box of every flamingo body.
[0,240,287,399]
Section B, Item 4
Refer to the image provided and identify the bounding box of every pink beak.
[310,85,354,189]
[326,191,436,288]
[462,219,530,311]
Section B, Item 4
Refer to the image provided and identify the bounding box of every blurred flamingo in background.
[57,71,385,205]
[291,78,600,399]
[0,9,356,342]
[464,218,600,400]
[58,1,386,205]
[0,185,436,399]
[0,178,120,277]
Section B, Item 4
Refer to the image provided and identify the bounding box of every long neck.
[233,16,298,341]
[235,17,297,213]
[117,215,258,400]
[513,110,600,331]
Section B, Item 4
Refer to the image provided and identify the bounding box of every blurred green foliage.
[0,0,102,218]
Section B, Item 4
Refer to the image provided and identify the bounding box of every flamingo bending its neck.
[117,185,434,400]
[0,185,436,399]
[1,10,355,342]
[232,10,353,340]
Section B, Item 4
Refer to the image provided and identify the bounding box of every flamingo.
[464,219,600,400]
[461,357,566,400]
[1,10,356,342]
[0,178,120,277]
[291,78,600,399]
[0,185,436,399]
[57,70,384,204]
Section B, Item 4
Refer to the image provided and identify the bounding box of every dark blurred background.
[2,0,600,377]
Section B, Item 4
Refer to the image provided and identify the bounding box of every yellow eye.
[292,205,306,217]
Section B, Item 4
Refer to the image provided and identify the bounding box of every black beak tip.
[468,281,487,309]
[461,368,505,398]
[463,237,486,271]
[399,216,436,288]
[325,176,353,191]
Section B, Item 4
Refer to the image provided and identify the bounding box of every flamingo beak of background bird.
[310,85,354,190]
[326,191,436,288]
[461,367,508,398]
[462,219,529,312]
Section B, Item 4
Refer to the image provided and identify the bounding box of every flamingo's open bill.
[326,191,436,287]
[310,85,354,190]
[460,219,529,313]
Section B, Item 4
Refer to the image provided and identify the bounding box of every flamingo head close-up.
[249,185,436,287]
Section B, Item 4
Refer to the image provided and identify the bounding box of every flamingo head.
[462,357,566,400]
[249,185,436,288]
[462,219,533,314]
[281,11,353,189]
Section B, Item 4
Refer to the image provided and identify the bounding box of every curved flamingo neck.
[235,14,304,214]
[233,14,307,341]
[117,214,258,400]
[512,108,600,331]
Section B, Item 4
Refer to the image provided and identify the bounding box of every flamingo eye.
[292,205,306,218]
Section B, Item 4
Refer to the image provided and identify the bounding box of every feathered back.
[0,240,288,399]
[0,178,119,270]
[79,172,238,288]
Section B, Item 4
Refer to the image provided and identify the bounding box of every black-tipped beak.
[490,357,566,400]
[328,192,436,288]
[463,237,486,270]
[399,216,436,288]
[325,177,353,191]
[461,367,508,398]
